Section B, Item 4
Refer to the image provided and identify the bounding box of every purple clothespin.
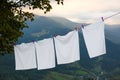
[14,43,16,46]
[82,25,84,29]
[54,33,56,37]
[75,27,78,31]
[101,17,104,22]
[32,40,34,43]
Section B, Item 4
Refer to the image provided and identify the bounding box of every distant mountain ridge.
[19,15,120,45]
[105,25,120,44]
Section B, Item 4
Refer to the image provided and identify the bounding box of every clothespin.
[54,33,56,37]
[14,43,16,46]
[82,24,84,29]
[32,40,34,43]
[75,27,78,31]
[101,17,104,22]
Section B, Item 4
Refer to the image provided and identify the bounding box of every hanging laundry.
[14,42,37,70]
[82,20,106,58]
[35,38,55,70]
[54,30,80,64]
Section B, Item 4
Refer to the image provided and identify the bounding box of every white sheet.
[14,42,37,70]
[82,21,106,58]
[54,30,80,64]
[35,38,55,70]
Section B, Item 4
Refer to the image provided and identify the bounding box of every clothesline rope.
[104,11,120,20]
[78,12,120,29]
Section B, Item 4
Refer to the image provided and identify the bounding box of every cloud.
[23,0,120,25]
[31,29,49,37]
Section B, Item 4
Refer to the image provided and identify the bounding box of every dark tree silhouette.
[0,0,63,55]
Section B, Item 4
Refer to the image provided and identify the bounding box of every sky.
[23,0,120,25]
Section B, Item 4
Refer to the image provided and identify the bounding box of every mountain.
[18,16,72,44]
[105,25,120,44]
[48,17,80,29]
[19,15,120,45]
[0,15,120,80]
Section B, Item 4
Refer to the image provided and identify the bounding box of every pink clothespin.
[32,40,34,43]
[82,25,84,29]
[101,17,104,22]
[14,43,16,46]
[54,33,56,37]
[75,27,78,31]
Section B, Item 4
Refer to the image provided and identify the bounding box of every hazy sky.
[23,0,120,25]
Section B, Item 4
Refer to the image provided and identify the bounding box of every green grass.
[76,70,89,75]
[43,71,74,80]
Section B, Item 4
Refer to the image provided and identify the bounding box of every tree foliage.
[0,0,63,55]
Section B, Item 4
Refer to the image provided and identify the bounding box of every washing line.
[104,11,120,20]
[77,11,120,29]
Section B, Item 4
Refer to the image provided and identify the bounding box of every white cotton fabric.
[35,38,55,70]
[82,21,106,58]
[54,30,80,64]
[14,42,37,70]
